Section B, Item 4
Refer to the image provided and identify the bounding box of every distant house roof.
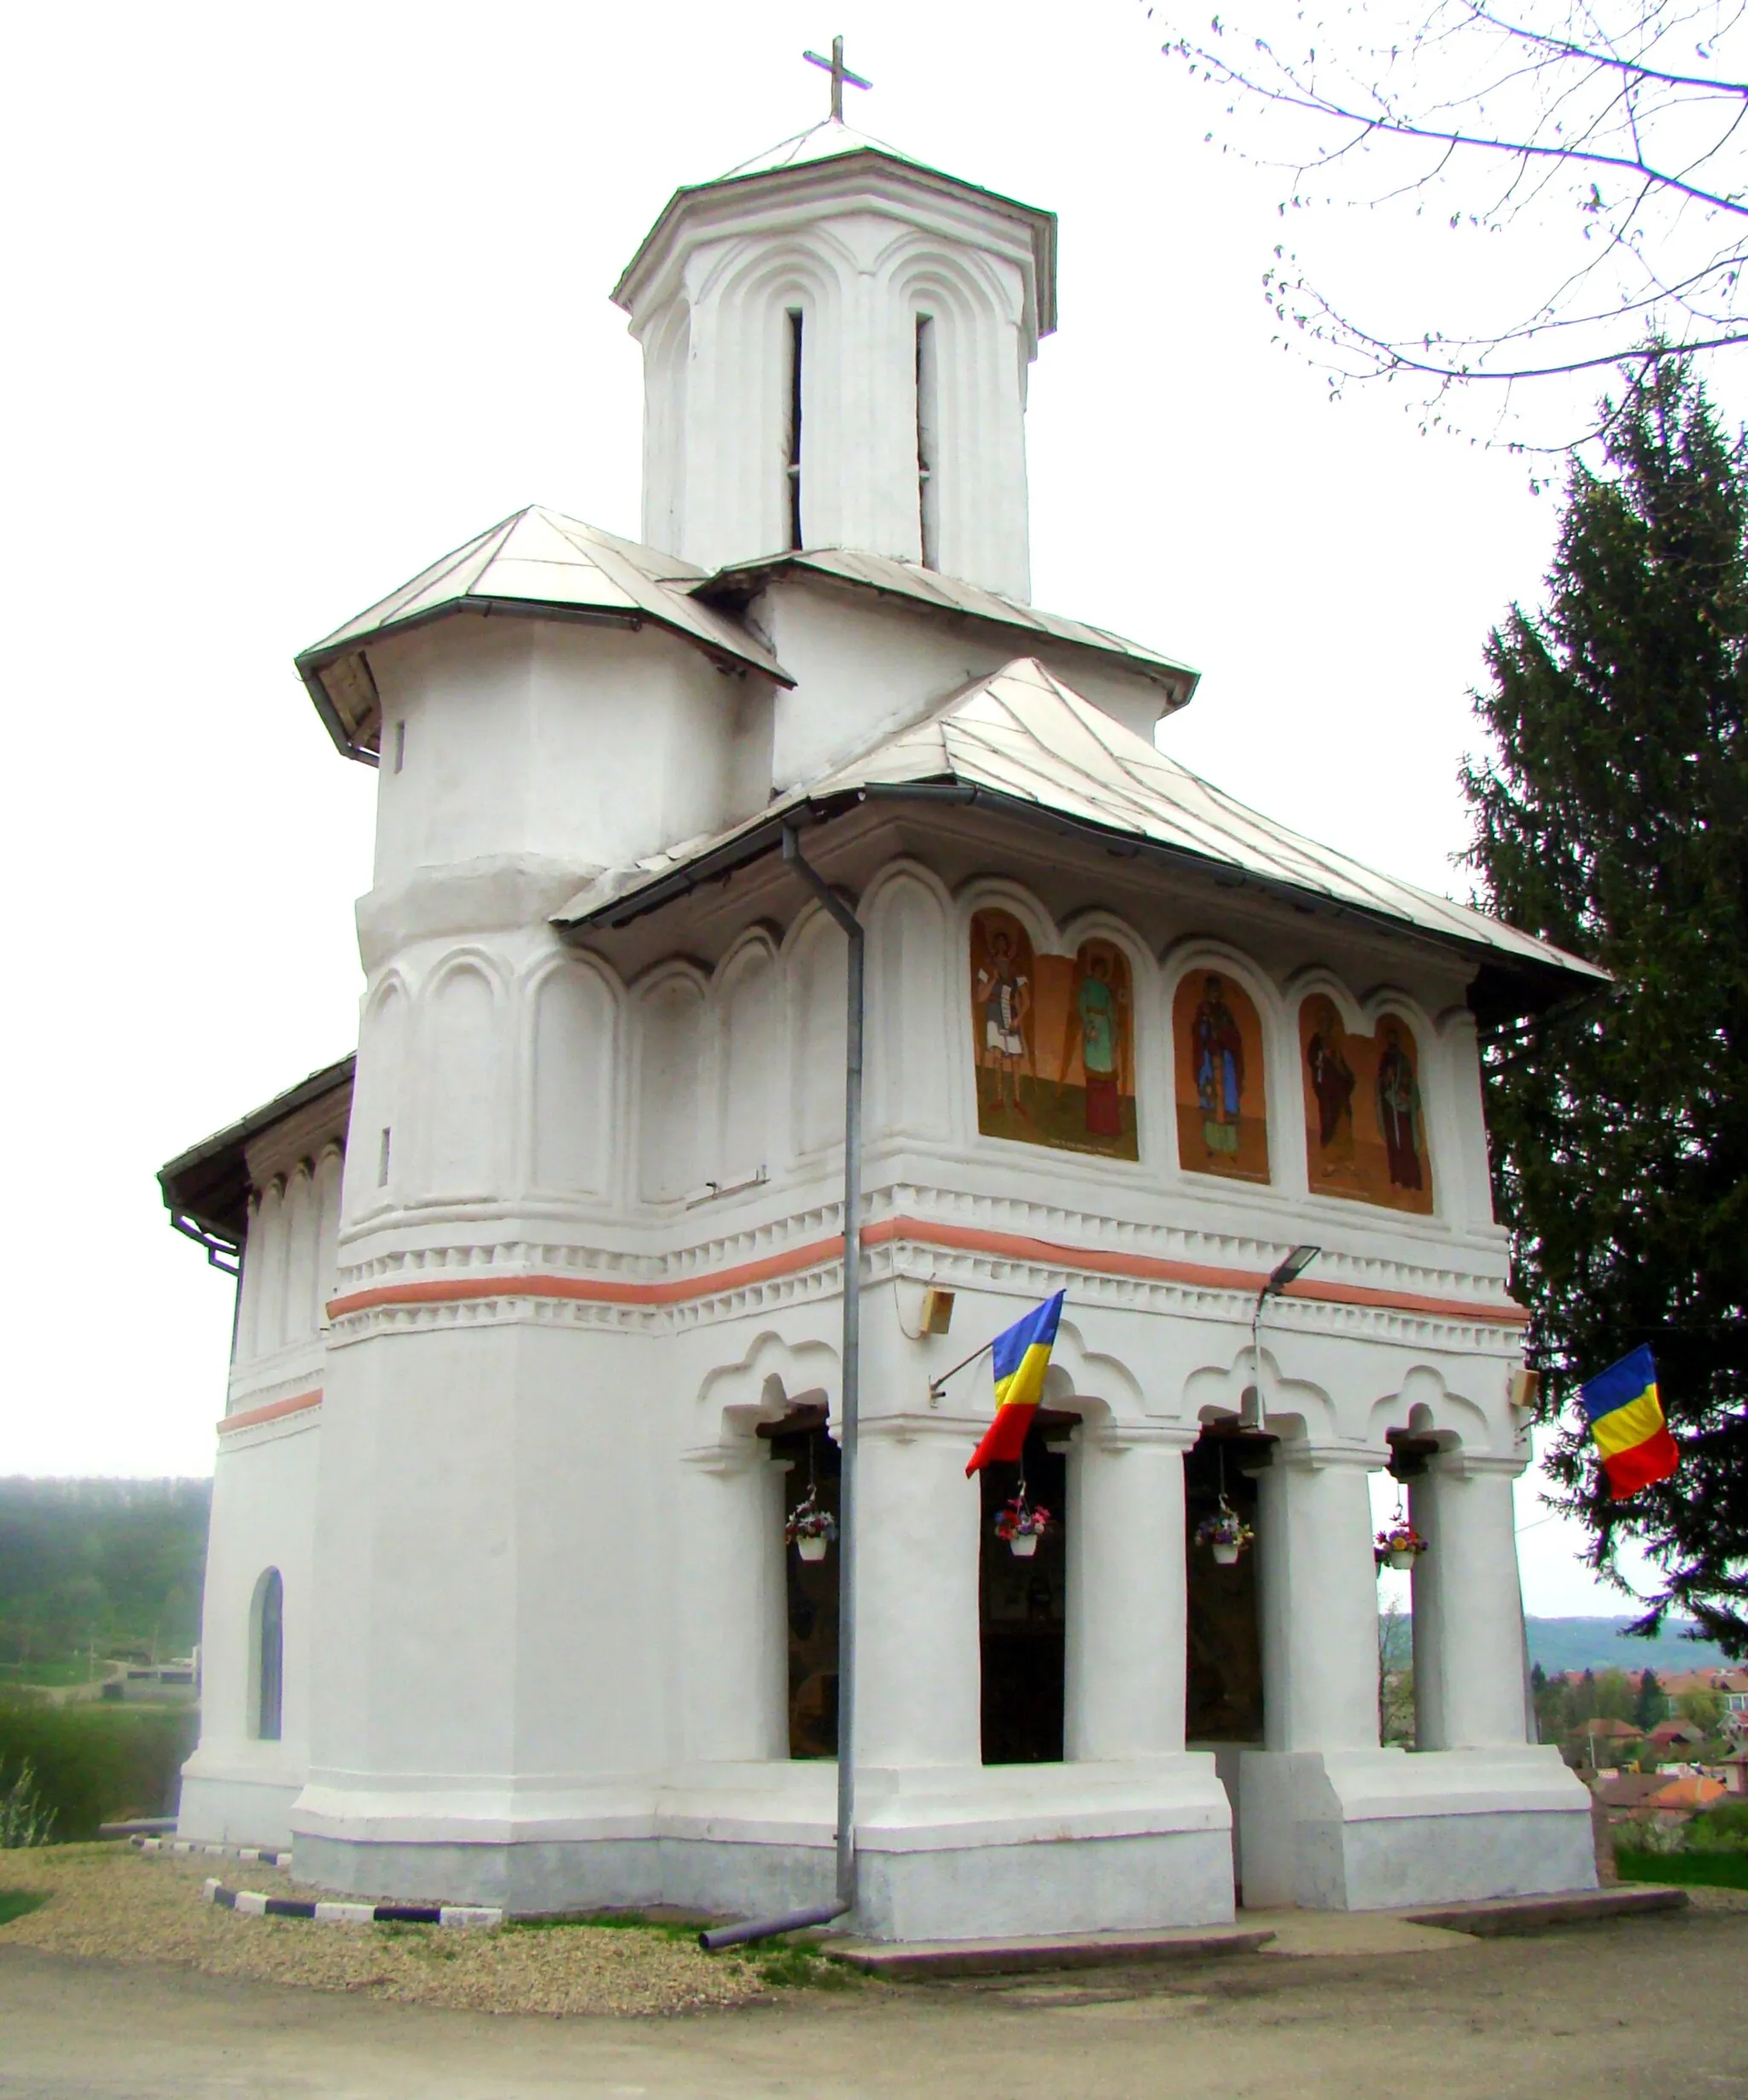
[296,508,793,762]
[1649,1775,1728,1811]
[697,547,1197,707]
[1594,1771,1674,1810]
[1575,1718,1644,1741]
[556,656,1604,1022]
[1651,1719,1705,1745]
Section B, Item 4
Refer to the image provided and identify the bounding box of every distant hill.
[1525,1615,1730,1675]
[0,1478,211,1666]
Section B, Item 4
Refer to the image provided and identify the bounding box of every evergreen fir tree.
[1464,354,1748,1657]
[1635,1666,1664,1731]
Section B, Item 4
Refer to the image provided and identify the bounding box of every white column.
[677,1440,788,1764]
[1065,1425,1195,1762]
[854,1418,982,1769]
[1256,1448,1382,1752]
[1410,1456,1530,1750]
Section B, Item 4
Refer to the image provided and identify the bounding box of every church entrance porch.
[764,1409,841,1760]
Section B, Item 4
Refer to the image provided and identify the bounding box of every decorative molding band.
[218,1391,323,1435]
[326,1218,1526,1332]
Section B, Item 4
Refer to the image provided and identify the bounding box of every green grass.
[0,1661,105,1689]
[0,1695,197,1838]
[504,1910,699,1943]
[0,1890,49,1927]
[1617,1849,1748,1890]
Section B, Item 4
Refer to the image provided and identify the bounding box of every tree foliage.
[1464,353,1748,1653]
[0,1479,210,1666]
[1154,0,1748,440]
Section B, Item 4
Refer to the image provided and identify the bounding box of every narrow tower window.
[916,314,939,569]
[785,307,804,551]
[392,720,405,773]
[252,1568,283,1742]
[377,1126,392,1187]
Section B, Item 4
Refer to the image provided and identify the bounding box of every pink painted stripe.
[325,1217,1526,1329]
[218,1390,323,1435]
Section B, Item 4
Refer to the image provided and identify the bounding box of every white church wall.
[625,171,1042,597]
[714,930,782,1188]
[785,907,848,1164]
[525,956,620,1202]
[634,966,708,1205]
[365,617,757,894]
[864,864,954,1143]
[417,955,505,1201]
[178,1409,319,1847]
[755,580,1172,791]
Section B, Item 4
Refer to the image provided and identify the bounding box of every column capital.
[1428,1447,1530,1481]
[1080,1420,1202,1455]
[1273,1438,1392,1473]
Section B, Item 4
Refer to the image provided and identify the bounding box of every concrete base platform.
[1400,1884,1688,1935]
[824,1924,1276,1978]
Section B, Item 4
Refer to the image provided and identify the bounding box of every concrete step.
[1399,1885,1688,1936]
[824,1923,1275,1979]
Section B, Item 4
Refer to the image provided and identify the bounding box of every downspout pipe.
[699,825,863,1952]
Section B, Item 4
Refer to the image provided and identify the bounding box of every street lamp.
[1242,1245,1320,1430]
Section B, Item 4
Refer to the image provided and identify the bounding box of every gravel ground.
[0,1844,785,2015]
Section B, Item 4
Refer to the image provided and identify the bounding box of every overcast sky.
[2,0,1693,1614]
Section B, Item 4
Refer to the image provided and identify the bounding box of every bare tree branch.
[1153,0,1748,440]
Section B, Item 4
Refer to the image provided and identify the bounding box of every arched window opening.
[784,307,805,550]
[915,313,939,569]
[251,1569,283,1742]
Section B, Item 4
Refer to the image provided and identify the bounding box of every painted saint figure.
[1191,975,1244,1160]
[975,928,1032,1119]
[1375,1020,1425,1191]
[1305,997,1356,1174]
[1075,954,1125,1136]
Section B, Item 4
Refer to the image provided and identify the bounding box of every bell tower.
[614,100,1056,602]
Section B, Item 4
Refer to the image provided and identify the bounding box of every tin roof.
[556,656,1605,1011]
[296,507,792,761]
[699,548,1197,705]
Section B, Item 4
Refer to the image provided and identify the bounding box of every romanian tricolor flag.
[965,1291,1065,1478]
[1579,1345,1680,1500]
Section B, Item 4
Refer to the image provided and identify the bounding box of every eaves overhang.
[555,780,1605,1030]
[159,1053,356,1259]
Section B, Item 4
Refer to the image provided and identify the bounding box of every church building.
[160,70,1603,1940]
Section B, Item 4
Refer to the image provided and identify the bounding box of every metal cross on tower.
[802,35,871,122]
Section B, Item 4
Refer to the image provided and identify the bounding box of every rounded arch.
[1162,936,1285,1187]
[632,960,709,1204]
[281,1162,319,1346]
[417,952,506,1199]
[524,951,622,1202]
[1366,1365,1495,1453]
[714,926,782,1185]
[1184,1347,1337,1444]
[1034,1316,1145,1427]
[697,1330,842,1445]
[346,972,410,1217]
[784,902,848,1163]
[862,860,955,1143]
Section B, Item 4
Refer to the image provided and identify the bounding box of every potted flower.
[1196,1502,1255,1566]
[994,1492,1052,1558]
[1375,1521,1427,1572]
[784,1489,837,1563]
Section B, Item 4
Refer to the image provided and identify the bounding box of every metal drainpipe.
[699,825,863,1952]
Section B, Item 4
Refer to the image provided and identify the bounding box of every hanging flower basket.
[995,1493,1052,1558]
[1375,1523,1427,1572]
[1196,1502,1254,1566]
[784,1487,836,1562]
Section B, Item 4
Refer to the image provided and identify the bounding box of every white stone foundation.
[1238,1746,1598,1910]
[286,1756,1234,1941]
